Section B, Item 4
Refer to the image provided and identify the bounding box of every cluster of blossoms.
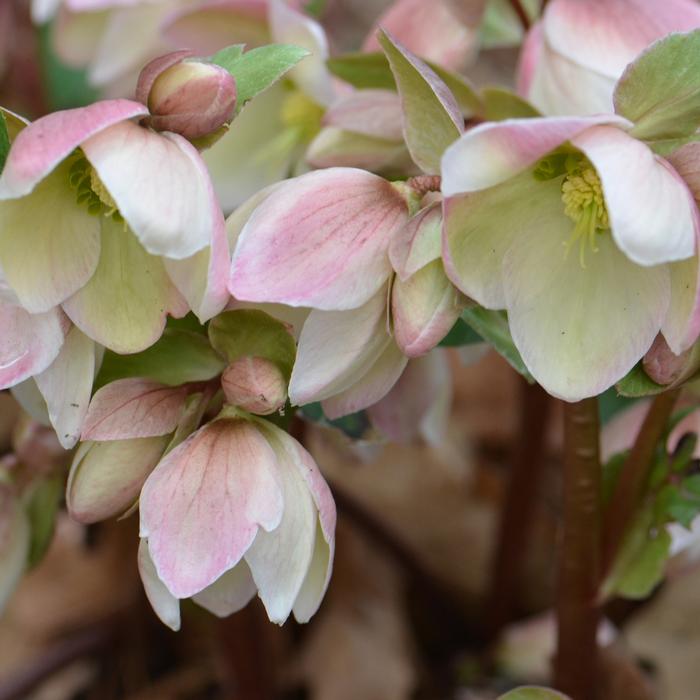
[2,0,700,636]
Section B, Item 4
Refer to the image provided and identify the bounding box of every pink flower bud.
[221,356,287,415]
[138,52,237,140]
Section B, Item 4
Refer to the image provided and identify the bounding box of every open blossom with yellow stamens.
[442,115,700,401]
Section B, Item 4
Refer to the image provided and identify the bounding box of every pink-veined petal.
[83,121,222,259]
[82,378,188,441]
[0,100,148,199]
[139,418,284,599]
[572,125,697,266]
[0,302,68,390]
[441,114,628,196]
[230,168,407,310]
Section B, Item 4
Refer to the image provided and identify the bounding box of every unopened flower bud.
[643,334,700,387]
[137,51,237,140]
[221,356,287,415]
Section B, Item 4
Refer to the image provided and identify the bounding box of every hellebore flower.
[518,0,700,116]
[442,115,700,401]
[0,95,228,350]
[138,413,336,629]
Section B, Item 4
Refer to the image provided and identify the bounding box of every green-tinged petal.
[0,162,100,313]
[63,218,186,354]
[443,170,559,309]
[503,192,670,401]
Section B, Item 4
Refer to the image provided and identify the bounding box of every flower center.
[68,154,123,223]
[280,89,323,142]
[560,162,609,268]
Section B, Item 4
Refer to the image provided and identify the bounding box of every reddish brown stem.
[601,389,680,577]
[508,0,531,31]
[554,398,601,700]
[486,379,551,640]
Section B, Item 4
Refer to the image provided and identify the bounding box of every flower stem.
[554,398,601,700]
[508,0,531,31]
[601,389,680,577]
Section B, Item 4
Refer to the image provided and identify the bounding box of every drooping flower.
[441,113,700,400]
[139,412,335,629]
[518,0,700,116]
[0,95,228,349]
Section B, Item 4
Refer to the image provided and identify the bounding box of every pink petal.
[543,0,700,80]
[0,100,148,199]
[81,378,188,441]
[516,21,543,98]
[135,49,194,105]
[323,90,404,141]
[139,418,284,598]
[0,302,68,390]
[230,168,408,310]
[572,126,697,266]
[82,120,223,259]
[441,114,628,196]
[363,0,481,71]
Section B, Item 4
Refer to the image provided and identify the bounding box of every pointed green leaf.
[95,328,225,389]
[462,308,534,381]
[212,43,311,113]
[207,44,246,72]
[327,52,396,90]
[615,30,700,140]
[378,30,463,174]
[482,86,540,121]
[429,64,482,117]
[615,362,665,397]
[208,309,296,379]
[439,318,483,347]
[0,113,9,174]
[25,474,63,568]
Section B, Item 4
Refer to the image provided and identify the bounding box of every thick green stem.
[555,398,601,700]
[601,389,680,577]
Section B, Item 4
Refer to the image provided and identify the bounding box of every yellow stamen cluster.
[68,155,123,223]
[561,166,609,268]
[280,90,323,141]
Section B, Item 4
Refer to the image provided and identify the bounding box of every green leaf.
[304,0,327,17]
[95,328,226,388]
[24,475,63,568]
[498,688,571,700]
[208,309,296,379]
[326,52,396,90]
[378,30,463,174]
[207,44,246,72]
[603,507,671,600]
[615,362,665,397]
[438,317,483,347]
[461,308,534,382]
[615,30,700,140]
[211,43,310,113]
[648,132,700,156]
[0,113,9,174]
[429,64,482,116]
[482,86,540,121]
[602,451,628,505]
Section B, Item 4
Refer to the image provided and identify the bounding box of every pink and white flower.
[518,0,700,116]
[442,115,700,400]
